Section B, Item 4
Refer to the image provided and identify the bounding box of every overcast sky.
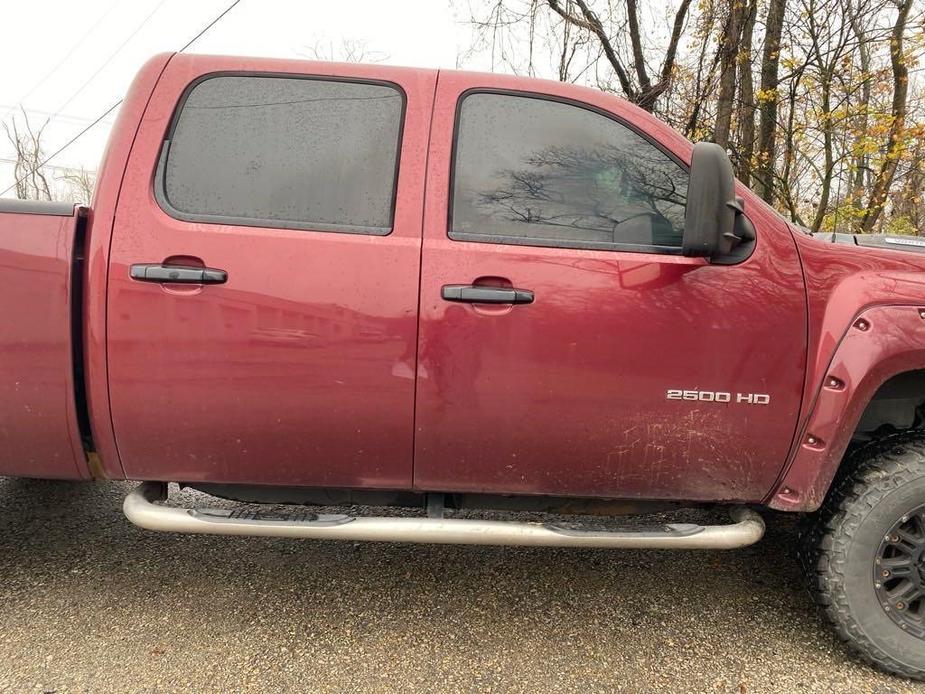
[0,0,476,196]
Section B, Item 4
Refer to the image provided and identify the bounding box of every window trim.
[154,71,407,236]
[448,88,691,256]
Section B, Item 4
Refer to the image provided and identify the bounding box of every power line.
[0,0,122,125]
[1,101,122,196]
[0,158,90,174]
[0,103,118,126]
[1,0,244,198]
[51,0,170,122]
[179,0,242,52]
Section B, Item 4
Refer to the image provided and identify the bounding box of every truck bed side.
[0,200,88,479]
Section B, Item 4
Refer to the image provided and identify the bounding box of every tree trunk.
[860,0,913,233]
[781,73,806,226]
[736,0,758,184]
[754,0,786,202]
[848,4,872,223]
[811,77,834,233]
[713,0,744,148]
[546,0,691,113]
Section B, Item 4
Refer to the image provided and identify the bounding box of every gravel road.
[0,477,922,693]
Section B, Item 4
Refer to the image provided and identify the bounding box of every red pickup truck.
[2,53,924,679]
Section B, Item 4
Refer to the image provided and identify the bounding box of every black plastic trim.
[129,263,228,284]
[0,198,77,216]
[710,209,757,265]
[441,284,535,304]
[153,71,407,236]
[70,207,94,455]
[450,230,684,255]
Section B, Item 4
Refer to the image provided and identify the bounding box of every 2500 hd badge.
[666,389,771,404]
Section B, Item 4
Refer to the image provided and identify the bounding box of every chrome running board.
[124,482,765,549]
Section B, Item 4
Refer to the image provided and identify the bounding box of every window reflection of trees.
[472,142,688,246]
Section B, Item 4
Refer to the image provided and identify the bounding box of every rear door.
[413,72,807,501]
[107,57,435,488]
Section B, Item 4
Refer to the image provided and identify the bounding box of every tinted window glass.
[452,93,688,250]
[161,75,403,233]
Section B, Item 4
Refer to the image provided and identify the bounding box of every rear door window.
[158,74,404,234]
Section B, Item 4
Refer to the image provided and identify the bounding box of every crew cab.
[2,53,924,679]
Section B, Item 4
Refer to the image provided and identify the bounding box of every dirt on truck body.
[1,52,924,679]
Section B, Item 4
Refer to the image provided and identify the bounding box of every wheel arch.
[768,305,925,511]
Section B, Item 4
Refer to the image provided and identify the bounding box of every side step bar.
[124,482,765,549]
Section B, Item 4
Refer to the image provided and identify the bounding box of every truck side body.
[6,51,925,682]
[3,52,925,511]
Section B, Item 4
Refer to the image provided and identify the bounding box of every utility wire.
[0,103,117,125]
[2,101,122,196]
[51,0,169,122]
[179,0,242,52]
[0,158,91,174]
[0,0,122,125]
[1,0,243,198]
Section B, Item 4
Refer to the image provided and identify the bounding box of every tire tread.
[799,431,925,681]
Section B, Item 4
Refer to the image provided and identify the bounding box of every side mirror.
[682,142,747,260]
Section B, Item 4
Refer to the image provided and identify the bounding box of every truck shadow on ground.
[0,478,911,692]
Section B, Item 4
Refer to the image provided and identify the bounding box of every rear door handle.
[441,284,534,305]
[130,264,227,285]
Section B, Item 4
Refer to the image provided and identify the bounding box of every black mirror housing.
[683,142,739,259]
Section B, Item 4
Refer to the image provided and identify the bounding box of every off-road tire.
[800,431,925,681]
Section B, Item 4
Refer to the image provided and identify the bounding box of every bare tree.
[848,0,873,213]
[466,0,693,112]
[714,0,749,148]
[457,0,925,234]
[302,38,389,63]
[860,0,914,232]
[59,167,96,204]
[3,110,53,201]
[754,0,788,202]
[735,0,759,184]
[547,0,693,111]
[681,4,723,138]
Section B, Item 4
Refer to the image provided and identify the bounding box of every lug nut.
[855,318,870,331]
[882,569,891,577]
[896,602,905,610]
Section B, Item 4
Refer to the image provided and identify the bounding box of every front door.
[107,58,435,488]
[414,73,807,501]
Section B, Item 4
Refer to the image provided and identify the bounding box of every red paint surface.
[413,71,807,501]
[768,234,925,510]
[7,54,925,507]
[105,56,436,487]
[83,52,174,480]
[0,208,86,479]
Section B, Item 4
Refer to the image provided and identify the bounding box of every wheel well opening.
[854,369,925,444]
